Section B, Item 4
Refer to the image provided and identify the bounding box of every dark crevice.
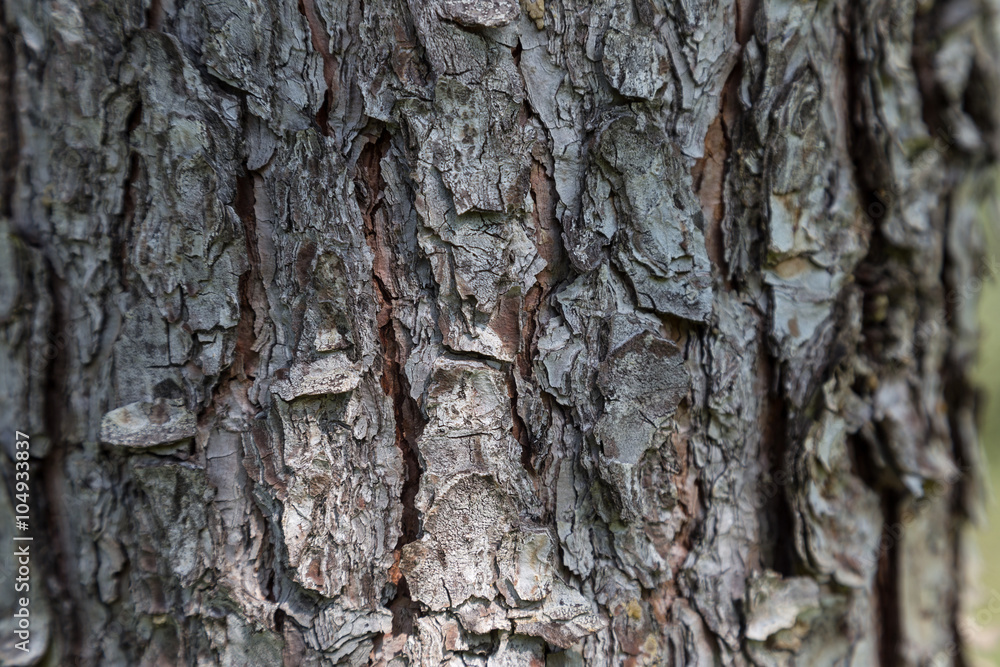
[297,0,336,137]
[273,608,286,633]
[734,0,760,46]
[846,434,881,491]
[941,367,972,667]
[116,101,143,290]
[356,128,425,637]
[844,4,968,665]
[265,568,276,602]
[852,230,917,667]
[228,165,297,656]
[520,157,567,378]
[230,170,263,392]
[758,355,795,576]
[215,164,282,597]
[145,0,164,31]
[940,173,975,667]
[315,91,332,137]
[0,4,18,220]
[39,264,84,661]
[844,7,900,658]
[874,489,902,667]
[962,55,999,159]
[910,3,949,139]
[844,0,893,225]
[845,0,907,654]
[505,368,534,476]
[694,0,757,286]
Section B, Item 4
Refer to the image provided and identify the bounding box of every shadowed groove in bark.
[116,101,143,291]
[297,0,336,137]
[844,2,977,663]
[914,2,982,654]
[874,488,902,667]
[509,155,566,481]
[231,164,295,616]
[692,112,730,280]
[356,128,425,636]
[941,188,977,667]
[845,389,904,667]
[693,0,757,284]
[146,0,163,31]
[852,236,915,666]
[844,0,891,219]
[506,368,535,476]
[911,1,952,139]
[842,4,905,658]
[0,4,17,220]
[232,170,263,391]
[40,264,85,661]
[759,349,795,576]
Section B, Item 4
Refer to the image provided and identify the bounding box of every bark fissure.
[506,367,535,476]
[0,4,18,220]
[146,0,164,31]
[940,192,976,667]
[231,170,263,394]
[116,101,143,291]
[758,346,795,576]
[874,488,902,667]
[911,4,949,139]
[844,0,891,221]
[297,0,336,137]
[39,265,84,660]
[356,129,425,636]
[852,236,915,667]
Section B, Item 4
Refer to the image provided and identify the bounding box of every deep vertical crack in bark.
[356,129,425,638]
[231,170,263,395]
[506,368,535,476]
[231,164,291,616]
[913,3,976,658]
[0,5,17,221]
[852,236,909,667]
[911,4,948,139]
[693,0,757,285]
[40,264,84,660]
[941,173,976,667]
[843,5,905,662]
[758,336,795,576]
[297,0,337,136]
[116,101,143,292]
[844,0,892,220]
[874,489,902,667]
[145,0,164,31]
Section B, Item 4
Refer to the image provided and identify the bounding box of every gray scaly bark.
[1,0,998,664]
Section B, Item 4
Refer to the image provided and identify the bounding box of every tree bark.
[1,0,997,664]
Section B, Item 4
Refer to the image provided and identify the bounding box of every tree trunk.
[1,0,997,664]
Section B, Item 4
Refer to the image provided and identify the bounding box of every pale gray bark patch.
[99,398,197,447]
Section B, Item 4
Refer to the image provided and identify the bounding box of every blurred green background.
[970,205,1000,666]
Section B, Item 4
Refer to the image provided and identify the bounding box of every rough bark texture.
[1,0,998,665]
